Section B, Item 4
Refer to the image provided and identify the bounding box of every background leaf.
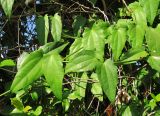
[36,15,49,45]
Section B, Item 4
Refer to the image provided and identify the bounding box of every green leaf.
[65,50,98,73]
[10,50,43,93]
[11,98,24,111]
[109,27,127,61]
[72,15,87,35]
[43,52,64,100]
[36,15,49,45]
[0,59,15,67]
[17,52,29,70]
[128,24,146,48]
[33,106,42,116]
[82,21,107,61]
[147,55,160,72]
[91,73,103,101]
[142,0,159,25]
[68,73,88,100]
[119,49,148,64]
[0,0,14,18]
[122,106,132,116]
[51,13,62,42]
[40,42,56,54]
[146,27,160,55]
[97,59,118,102]
[68,38,83,60]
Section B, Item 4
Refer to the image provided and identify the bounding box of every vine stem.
[0,90,11,97]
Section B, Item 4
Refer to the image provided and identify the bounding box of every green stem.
[0,90,11,97]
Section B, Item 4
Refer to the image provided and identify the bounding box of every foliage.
[1,0,160,115]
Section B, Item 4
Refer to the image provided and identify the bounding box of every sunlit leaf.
[91,73,103,101]
[0,59,15,67]
[82,20,107,61]
[65,50,98,73]
[10,50,43,93]
[43,51,64,100]
[0,0,14,18]
[142,0,159,25]
[146,27,160,55]
[97,59,118,102]
[128,24,145,48]
[109,27,127,61]
[148,55,160,72]
[17,52,29,70]
[119,49,148,64]
[36,14,49,45]
[51,13,62,42]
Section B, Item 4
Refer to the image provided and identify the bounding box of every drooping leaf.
[147,55,160,72]
[10,50,43,93]
[43,51,64,100]
[72,15,87,35]
[68,73,88,100]
[142,0,159,25]
[51,13,62,42]
[97,59,118,102]
[119,49,148,64]
[10,98,24,111]
[65,50,98,73]
[36,15,49,45]
[0,59,15,67]
[146,27,160,55]
[128,24,146,48]
[0,0,14,18]
[82,20,107,61]
[109,27,127,61]
[91,73,103,101]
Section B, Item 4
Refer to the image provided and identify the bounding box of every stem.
[0,90,11,97]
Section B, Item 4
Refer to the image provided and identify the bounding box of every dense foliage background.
[0,0,160,115]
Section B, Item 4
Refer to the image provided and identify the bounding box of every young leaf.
[36,14,49,45]
[109,27,127,61]
[97,59,118,102]
[51,13,62,42]
[0,59,15,67]
[10,98,24,111]
[0,0,14,18]
[10,50,43,93]
[122,106,132,116]
[146,27,160,55]
[43,51,64,100]
[65,50,98,73]
[119,49,148,64]
[91,73,103,101]
[147,55,160,72]
[142,0,159,25]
